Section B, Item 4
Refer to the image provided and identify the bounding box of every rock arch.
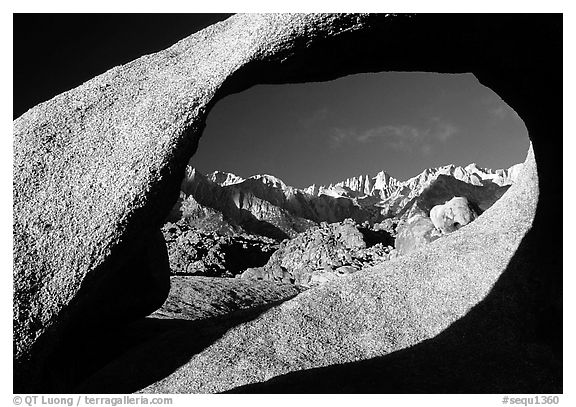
[13,14,561,392]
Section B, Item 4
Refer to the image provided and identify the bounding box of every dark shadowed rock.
[24,230,171,392]
[151,276,302,321]
[70,276,302,393]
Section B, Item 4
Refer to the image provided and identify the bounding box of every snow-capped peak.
[249,174,288,190]
[208,170,245,186]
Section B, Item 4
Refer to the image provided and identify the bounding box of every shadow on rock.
[358,227,394,248]
[18,229,172,393]
[72,298,294,394]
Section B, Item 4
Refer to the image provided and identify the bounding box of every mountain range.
[166,160,523,240]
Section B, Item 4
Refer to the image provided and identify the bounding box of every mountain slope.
[166,167,314,240]
[167,161,522,239]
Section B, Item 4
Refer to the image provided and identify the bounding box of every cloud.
[433,120,458,142]
[328,127,355,148]
[357,125,420,145]
[329,119,457,154]
[481,95,519,121]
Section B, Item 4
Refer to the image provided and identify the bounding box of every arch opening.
[163,71,532,283]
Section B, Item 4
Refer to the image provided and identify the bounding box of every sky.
[14,14,529,189]
[196,73,529,188]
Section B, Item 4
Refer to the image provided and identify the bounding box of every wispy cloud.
[329,119,458,155]
[329,127,352,148]
[481,95,519,121]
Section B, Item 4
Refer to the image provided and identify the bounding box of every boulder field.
[162,220,278,277]
[13,14,561,392]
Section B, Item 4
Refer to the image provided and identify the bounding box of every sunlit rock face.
[169,161,519,240]
[207,170,245,187]
[395,214,441,255]
[13,13,559,394]
[395,196,478,256]
[430,197,478,234]
[303,163,518,223]
[16,15,395,391]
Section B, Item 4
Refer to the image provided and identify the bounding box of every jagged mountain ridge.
[167,161,522,239]
[305,162,522,199]
[167,168,316,240]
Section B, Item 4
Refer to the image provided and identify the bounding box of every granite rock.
[240,219,393,287]
[142,147,545,394]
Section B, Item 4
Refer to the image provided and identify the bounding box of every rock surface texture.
[430,197,477,235]
[240,219,394,286]
[394,215,441,256]
[14,13,561,393]
[151,276,302,321]
[162,220,277,277]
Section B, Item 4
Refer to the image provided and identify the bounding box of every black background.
[13,13,231,118]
